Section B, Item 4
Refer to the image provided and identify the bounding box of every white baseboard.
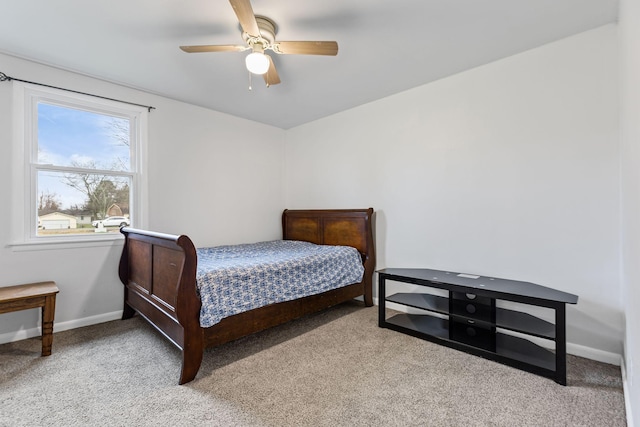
[567,341,621,366]
[377,298,623,365]
[620,358,635,427]
[0,310,123,345]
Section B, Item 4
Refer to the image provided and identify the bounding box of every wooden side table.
[0,281,59,356]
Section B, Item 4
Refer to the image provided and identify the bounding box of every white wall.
[145,91,285,248]
[0,53,285,342]
[619,0,640,424]
[285,25,621,358]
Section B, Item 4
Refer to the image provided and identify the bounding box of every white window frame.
[10,82,148,250]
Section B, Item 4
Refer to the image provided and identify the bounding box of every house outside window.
[13,83,148,246]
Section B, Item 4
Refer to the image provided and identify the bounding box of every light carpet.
[0,302,626,426]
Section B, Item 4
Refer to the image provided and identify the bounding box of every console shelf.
[387,292,556,340]
[378,268,578,385]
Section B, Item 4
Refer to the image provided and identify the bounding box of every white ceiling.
[0,0,618,129]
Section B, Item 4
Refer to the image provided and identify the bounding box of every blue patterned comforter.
[196,240,365,327]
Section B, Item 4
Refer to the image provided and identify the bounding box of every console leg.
[378,276,386,327]
[555,303,567,386]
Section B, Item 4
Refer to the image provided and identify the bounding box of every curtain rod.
[0,71,155,112]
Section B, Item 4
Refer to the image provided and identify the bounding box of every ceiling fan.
[180,0,339,87]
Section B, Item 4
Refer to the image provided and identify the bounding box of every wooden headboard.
[282,208,376,305]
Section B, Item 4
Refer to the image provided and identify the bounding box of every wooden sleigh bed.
[118,208,375,384]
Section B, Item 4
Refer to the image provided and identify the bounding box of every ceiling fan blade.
[272,41,338,56]
[229,0,260,36]
[180,44,248,53]
[263,55,281,86]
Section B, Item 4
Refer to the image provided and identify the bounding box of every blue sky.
[38,103,130,169]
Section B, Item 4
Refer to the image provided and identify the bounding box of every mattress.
[196,240,365,327]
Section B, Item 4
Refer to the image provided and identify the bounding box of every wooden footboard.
[118,208,375,384]
[118,228,203,384]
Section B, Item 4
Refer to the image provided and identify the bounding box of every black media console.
[378,268,578,385]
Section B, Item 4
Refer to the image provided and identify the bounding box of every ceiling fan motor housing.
[243,16,277,50]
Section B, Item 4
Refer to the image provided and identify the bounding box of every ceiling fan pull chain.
[248,71,252,91]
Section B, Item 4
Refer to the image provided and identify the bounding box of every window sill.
[8,234,125,252]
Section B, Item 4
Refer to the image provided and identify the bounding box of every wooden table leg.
[41,293,57,356]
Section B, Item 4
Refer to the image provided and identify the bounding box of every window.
[13,83,147,245]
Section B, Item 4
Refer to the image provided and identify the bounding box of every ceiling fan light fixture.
[245,51,270,75]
